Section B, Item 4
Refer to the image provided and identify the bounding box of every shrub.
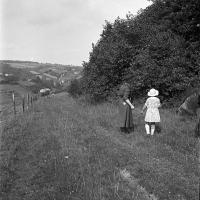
[67,79,83,97]
[80,0,200,104]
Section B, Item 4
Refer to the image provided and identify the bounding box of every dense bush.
[67,79,83,97]
[80,0,200,104]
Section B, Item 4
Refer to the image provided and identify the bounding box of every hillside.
[0,61,82,127]
[0,60,82,69]
[0,93,199,200]
[0,60,82,93]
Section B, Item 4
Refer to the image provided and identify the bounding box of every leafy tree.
[80,0,200,104]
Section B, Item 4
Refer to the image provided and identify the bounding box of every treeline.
[71,0,200,104]
[1,60,39,64]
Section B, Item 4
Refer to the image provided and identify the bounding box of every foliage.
[67,78,83,98]
[81,0,200,103]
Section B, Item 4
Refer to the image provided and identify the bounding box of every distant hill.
[0,60,39,64]
[0,63,35,82]
[0,60,82,93]
[0,60,82,69]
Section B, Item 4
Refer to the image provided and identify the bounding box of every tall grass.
[0,94,199,200]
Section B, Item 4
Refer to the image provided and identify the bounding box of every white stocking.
[145,124,150,134]
[151,124,155,135]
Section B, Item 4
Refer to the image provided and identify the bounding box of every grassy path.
[0,93,199,200]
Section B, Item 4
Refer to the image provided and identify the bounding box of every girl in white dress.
[141,88,161,135]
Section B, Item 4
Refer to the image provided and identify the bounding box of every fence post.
[12,91,16,115]
[22,95,25,113]
[31,96,33,108]
[198,138,200,200]
[27,93,30,110]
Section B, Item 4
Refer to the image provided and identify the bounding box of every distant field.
[1,60,82,70]
[0,63,35,79]
[0,84,30,98]
[7,62,41,69]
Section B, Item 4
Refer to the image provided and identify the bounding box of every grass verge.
[0,94,199,200]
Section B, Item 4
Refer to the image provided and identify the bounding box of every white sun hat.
[148,88,159,97]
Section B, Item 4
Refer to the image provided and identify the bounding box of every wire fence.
[0,90,40,129]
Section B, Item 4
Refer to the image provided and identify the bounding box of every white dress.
[145,97,161,122]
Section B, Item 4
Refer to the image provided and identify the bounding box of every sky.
[0,0,152,66]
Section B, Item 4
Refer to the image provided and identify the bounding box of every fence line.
[0,91,41,128]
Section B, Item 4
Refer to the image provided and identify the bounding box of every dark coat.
[178,92,200,137]
[118,83,134,131]
[178,93,200,115]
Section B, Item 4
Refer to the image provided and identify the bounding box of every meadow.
[0,93,199,200]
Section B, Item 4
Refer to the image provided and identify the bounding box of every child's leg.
[145,123,150,134]
[151,123,155,135]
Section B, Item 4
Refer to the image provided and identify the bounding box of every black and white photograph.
[0,0,199,199]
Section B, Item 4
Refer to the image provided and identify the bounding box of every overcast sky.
[0,0,151,66]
